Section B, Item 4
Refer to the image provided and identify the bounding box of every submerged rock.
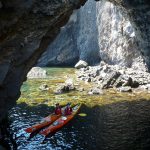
[39,84,49,91]
[75,60,88,69]
[27,67,47,79]
[88,88,103,95]
[54,79,75,94]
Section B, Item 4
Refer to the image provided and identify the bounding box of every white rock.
[27,67,47,79]
[75,60,88,69]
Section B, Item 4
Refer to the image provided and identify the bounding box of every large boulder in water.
[54,78,75,94]
[27,67,47,79]
[75,60,88,69]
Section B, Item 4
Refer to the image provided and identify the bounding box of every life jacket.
[55,106,62,115]
[65,106,72,115]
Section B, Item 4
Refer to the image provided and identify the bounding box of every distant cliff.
[38,0,147,71]
[38,0,100,66]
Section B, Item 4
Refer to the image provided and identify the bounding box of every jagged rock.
[75,60,88,69]
[85,77,91,82]
[117,86,132,92]
[77,62,150,92]
[27,67,47,79]
[101,71,121,89]
[39,84,49,91]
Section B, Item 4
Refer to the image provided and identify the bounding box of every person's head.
[56,103,59,107]
[67,102,71,107]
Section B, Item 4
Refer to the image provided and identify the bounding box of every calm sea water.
[5,68,150,150]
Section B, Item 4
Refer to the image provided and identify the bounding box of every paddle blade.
[78,113,87,117]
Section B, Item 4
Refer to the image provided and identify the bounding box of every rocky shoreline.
[75,61,150,94]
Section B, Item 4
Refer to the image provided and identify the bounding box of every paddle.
[78,113,87,117]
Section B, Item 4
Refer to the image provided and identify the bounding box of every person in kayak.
[64,103,72,115]
[55,103,62,115]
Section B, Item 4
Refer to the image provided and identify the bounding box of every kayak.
[40,104,81,136]
[25,106,66,133]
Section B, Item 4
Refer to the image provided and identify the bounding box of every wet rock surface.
[76,61,150,92]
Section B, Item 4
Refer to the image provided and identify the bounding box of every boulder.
[54,79,75,94]
[117,86,132,92]
[101,71,121,89]
[39,84,49,91]
[75,60,88,69]
[27,67,47,79]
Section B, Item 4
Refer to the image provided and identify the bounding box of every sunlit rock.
[75,60,88,69]
[27,67,47,79]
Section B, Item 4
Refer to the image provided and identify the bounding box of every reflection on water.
[8,100,150,150]
[6,68,150,149]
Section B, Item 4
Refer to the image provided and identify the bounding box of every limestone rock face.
[38,0,100,66]
[96,0,148,71]
[37,11,79,67]
[106,0,150,69]
[38,0,148,72]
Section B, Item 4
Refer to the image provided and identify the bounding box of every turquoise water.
[6,67,150,150]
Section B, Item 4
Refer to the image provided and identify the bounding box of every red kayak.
[40,104,81,136]
[25,106,65,133]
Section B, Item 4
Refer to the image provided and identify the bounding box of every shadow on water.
[2,99,150,150]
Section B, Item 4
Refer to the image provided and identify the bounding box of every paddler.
[54,103,62,115]
[64,103,72,115]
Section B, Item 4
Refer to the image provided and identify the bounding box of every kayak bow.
[25,106,65,133]
[40,104,81,136]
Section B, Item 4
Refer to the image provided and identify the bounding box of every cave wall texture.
[0,0,87,121]
[38,0,100,66]
[0,0,150,122]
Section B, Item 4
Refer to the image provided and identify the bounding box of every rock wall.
[38,0,148,72]
[38,0,100,66]
[96,0,148,71]
[37,11,79,67]
[0,0,87,122]
[107,0,150,70]
[0,0,150,124]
